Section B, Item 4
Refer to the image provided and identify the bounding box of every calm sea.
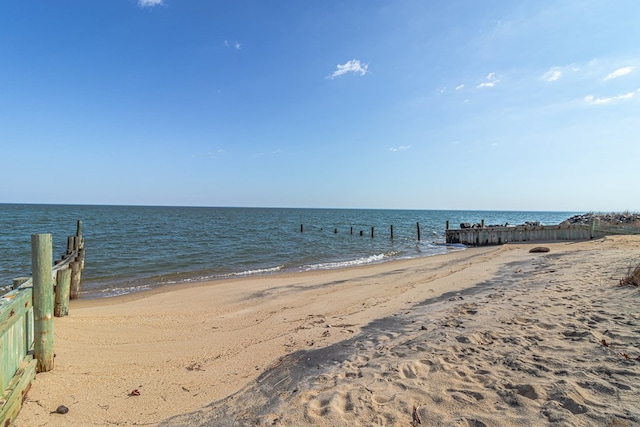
[0,204,580,298]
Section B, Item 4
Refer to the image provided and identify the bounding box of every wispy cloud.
[390,145,411,152]
[584,90,637,105]
[542,67,562,82]
[224,40,242,50]
[326,59,368,80]
[477,72,499,88]
[455,84,465,91]
[191,149,225,159]
[604,66,633,80]
[138,0,162,7]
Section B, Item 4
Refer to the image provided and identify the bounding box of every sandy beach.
[16,235,640,426]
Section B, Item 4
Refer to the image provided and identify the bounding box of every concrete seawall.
[445,222,603,246]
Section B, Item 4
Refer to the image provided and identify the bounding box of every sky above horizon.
[1,1,639,212]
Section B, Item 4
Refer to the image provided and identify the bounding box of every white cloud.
[477,72,499,88]
[390,145,411,152]
[326,59,368,80]
[138,0,162,7]
[543,67,562,82]
[604,66,633,80]
[584,91,636,105]
[224,40,242,50]
[455,84,465,91]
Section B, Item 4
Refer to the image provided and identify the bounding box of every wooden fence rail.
[0,221,84,426]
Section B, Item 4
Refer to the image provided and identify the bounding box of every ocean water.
[0,204,580,298]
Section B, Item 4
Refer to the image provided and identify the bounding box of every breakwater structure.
[0,221,84,426]
[445,216,640,246]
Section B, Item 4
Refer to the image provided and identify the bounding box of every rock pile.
[562,212,640,226]
[460,223,481,229]
[459,221,540,229]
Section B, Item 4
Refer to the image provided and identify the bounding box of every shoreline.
[16,236,640,426]
[76,242,465,300]
[74,243,466,304]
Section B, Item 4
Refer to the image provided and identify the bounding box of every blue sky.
[1,1,638,211]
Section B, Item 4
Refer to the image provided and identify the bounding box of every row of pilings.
[300,222,423,240]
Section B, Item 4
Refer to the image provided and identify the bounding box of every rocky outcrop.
[562,212,640,226]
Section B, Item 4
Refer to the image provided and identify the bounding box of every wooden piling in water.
[371,227,374,238]
[67,221,85,299]
[390,224,394,239]
[417,222,421,241]
[31,233,54,373]
[67,236,75,256]
[77,220,85,270]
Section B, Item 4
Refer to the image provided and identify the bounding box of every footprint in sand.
[304,391,356,418]
[456,419,487,427]
[505,383,539,400]
[371,390,397,406]
[448,388,485,403]
[397,360,430,379]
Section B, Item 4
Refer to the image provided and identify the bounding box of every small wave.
[222,265,285,278]
[82,284,153,299]
[304,252,398,271]
[445,243,467,250]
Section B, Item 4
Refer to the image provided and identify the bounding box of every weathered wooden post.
[70,261,82,300]
[68,221,85,299]
[77,220,85,270]
[416,222,421,241]
[481,219,485,228]
[54,267,71,317]
[12,277,30,290]
[371,227,374,238]
[350,226,353,235]
[66,236,76,257]
[390,224,394,239]
[334,228,337,234]
[32,233,54,373]
[446,220,449,230]
[300,224,304,232]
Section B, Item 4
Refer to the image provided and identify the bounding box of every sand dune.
[17,236,640,426]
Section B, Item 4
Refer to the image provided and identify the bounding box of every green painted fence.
[0,222,84,426]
